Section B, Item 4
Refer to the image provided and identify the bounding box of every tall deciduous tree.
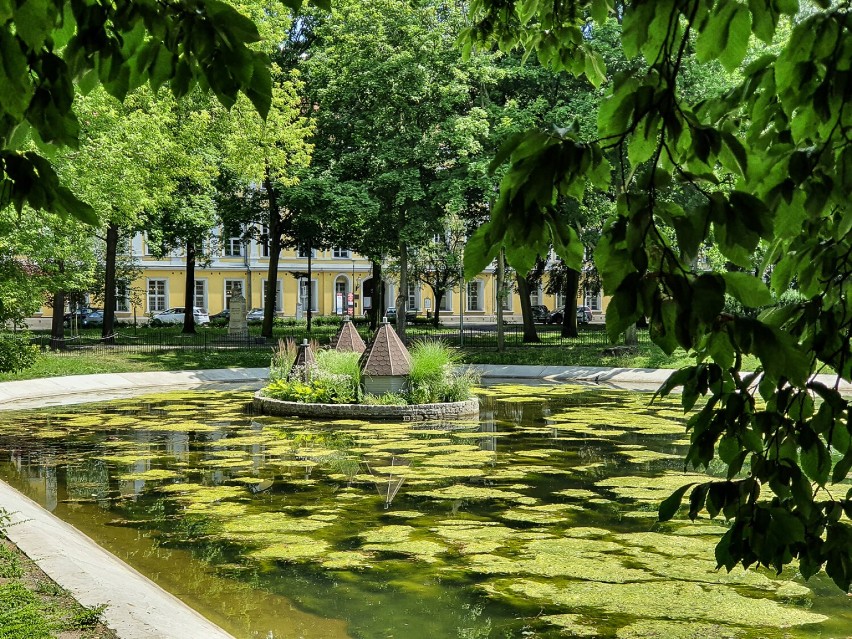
[303,0,498,339]
[464,0,852,591]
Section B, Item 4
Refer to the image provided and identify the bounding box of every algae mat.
[0,384,847,639]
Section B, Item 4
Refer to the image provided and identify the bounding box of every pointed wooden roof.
[359,319,411,376]
[332,316,366,354]
[290,339,316,378]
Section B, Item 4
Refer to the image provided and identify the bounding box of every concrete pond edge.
[253,392,480,420]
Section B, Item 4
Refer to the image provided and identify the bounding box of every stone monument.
[228,294,248,337]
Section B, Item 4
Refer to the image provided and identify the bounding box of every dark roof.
[332,317,366,354]
[359,320,411,376]
[289,340,316,377]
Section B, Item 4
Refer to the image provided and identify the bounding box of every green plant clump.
[262,341,476,405]
[407,340,478,404]
[0,335,38,374]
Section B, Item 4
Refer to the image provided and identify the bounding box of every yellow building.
[56,232,609,323]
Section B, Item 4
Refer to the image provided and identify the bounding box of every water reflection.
[0,386,848,639]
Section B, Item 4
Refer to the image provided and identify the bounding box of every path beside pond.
[1,365,850,411]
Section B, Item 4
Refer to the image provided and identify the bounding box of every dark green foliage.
[0,335,38,373]
[464,0,852,592]
[1,0,281,223]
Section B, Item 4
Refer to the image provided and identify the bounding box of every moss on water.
[487,580,827,628]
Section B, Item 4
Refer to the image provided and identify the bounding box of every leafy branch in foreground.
[463,0,852,591]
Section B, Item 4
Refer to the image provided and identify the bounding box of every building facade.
[50,232,609,323]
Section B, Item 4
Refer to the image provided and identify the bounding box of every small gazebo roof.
[359,319,411,376]
[332,316,366,354]
[289,339,316,378]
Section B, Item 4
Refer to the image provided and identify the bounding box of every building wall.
[46,232,610,321]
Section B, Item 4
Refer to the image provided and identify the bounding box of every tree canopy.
[463,0,852,591]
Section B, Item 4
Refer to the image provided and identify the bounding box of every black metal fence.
[28,323,651,355]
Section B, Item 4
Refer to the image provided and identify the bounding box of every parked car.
[531,305,550,322]
[384,307,417,322]
[150,307,210,326]
[81,310,105,327]
[63,307,100,327]
[546,306,593,325]
[246,308,265,324]
[209,309,230,326]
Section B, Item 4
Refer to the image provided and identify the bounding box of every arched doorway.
[333,274,351,315]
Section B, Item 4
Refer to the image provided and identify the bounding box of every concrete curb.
[0,481,235,639]
[0,368,269,410]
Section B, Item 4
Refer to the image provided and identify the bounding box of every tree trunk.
[370,261,383,330]
[515,273,540,343]
[50,290,65,351]
[182,239,197,334]
[396,238,408,342]
[561,268,580,338]
[624,324,638,345]
[432,288,442,327]
[101,221,118,343]
[496,248,505,352]
[262,171,281,339]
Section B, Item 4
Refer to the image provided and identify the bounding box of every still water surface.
[0,383,849,639]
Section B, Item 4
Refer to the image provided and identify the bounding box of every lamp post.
[351,258,356,317]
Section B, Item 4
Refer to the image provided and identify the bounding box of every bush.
[262,370,357,404]
[316,350,361,400]
[407,340,476,403]
[0,334,38,373]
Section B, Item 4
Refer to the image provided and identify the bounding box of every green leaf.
[801,438,831,486]
[246,55,272,120]
[13,0,56,49]
[718,3,751,71]
[722,271,772,307]
[659,483,695,522]
[463,223,500,280]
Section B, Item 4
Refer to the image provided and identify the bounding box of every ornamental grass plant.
[407,340,477,404]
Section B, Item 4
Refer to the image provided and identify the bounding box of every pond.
[0,383,848,639]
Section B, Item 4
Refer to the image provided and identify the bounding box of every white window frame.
[194,279,208,312]
[224,279,245,309]
[333,247,351,259]
[147,279,168,313]
[438,289,453,312]
[224,237,243,257]
[496,284,513,312]
[467,280,483,312]
[408,285,420,311]
[299,278,318,312]
[584,290,601,311]
[115,282,130,312]
[298,246,316,258]
[144,234,155,256]
[530,286,542,307]
[261,278,284,312]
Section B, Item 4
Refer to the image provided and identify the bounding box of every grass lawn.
[0,349,272,382]
[0,534,117,639]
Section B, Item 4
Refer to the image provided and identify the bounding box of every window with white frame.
[224,279,244,309]
[299,278,318,312]
[530,286,542,306]
[144,234,155,256]
[147,279,167,312]
[584,289,601,311]
[194,280,207,311]
[333,247,351,258]
[438,290,452,312]
[115,282,130,312]
[260,225,270,258]
[496,285,513,312]
[224,237,243,257]
[467,281,483,311]
[262,278,283,312]
[298,245,316,258]
[555,293,565,309]
[407,285,419,311]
